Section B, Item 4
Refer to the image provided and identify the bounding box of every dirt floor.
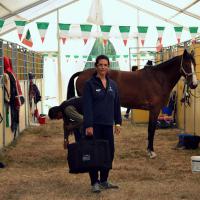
[0,119,200,200]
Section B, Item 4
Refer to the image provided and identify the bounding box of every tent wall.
[0,39,43,149]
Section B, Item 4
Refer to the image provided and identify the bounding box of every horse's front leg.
[147,108,160,158]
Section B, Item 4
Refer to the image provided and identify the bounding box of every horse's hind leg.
[147,108,160,158]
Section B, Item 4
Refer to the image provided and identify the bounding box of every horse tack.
[67,49,198,157]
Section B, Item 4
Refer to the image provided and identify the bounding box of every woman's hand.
[86,127,93,136]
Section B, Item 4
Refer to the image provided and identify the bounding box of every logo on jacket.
[108,86,113,92]
[96,89,101,92]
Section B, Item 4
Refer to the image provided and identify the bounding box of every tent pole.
[57,9,62,103]
[136,9,140,69]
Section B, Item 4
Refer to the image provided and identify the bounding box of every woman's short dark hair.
[95,55,110,66]
[48,106,61,119]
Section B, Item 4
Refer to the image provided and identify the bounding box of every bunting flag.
[156,26,165,44]
[0,19,4,32]
[65,55,70,62]
[58,23,70,44]
[82,55,88,59]
[36,22,49,43]
[100,25,112,46]
[82,55,88,62]
[115,55,120,61]
[123,55,129,63]
[22,29,33,47]
[74,55,79,63]
[131,54,137,62]
[119,26,130,46]
[80,24,93,45]
[15,21,27,41]
[174,26,183,44]
[189,27,198,43]
[137,26,148,46]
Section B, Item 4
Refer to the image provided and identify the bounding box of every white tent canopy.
[1,0,200,47]
[0,0,200,112]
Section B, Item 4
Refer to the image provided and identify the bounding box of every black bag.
[178,134,200,149]
[67,139,112,174]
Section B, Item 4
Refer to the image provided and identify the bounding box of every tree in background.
[84,37,120,70]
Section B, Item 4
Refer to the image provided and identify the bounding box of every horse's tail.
[67,71,82,99]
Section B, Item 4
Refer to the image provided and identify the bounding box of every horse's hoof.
[147,150,157,159]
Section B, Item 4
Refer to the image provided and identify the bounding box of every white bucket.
[191,156,200,172]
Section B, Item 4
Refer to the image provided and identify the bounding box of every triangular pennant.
[74,55,79,63]
[82,55,88,62]
[22,29,33,47]
[0,19,5,32]
[15,21,27,41]
[137,26,148,46]
[119,26,130,46]
[174,26,183,44]
[58,23,71,44]
[100,25,112,46]
[156,26,165,43]
[123,55,128,63]
[115,55,120,60]
[36,22,49,43]
[65,55,70,62]
[80,24,92,45]
[189,27,198,43]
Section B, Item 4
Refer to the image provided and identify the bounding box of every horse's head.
[180,49,198,89]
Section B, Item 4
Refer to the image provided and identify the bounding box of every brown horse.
[67,49,198,158]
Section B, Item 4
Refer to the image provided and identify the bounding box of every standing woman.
[83,55,122,193]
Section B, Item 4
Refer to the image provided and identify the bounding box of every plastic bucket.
[38,114,46,125]
[191,156,200,172]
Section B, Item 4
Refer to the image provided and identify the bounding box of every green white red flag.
[36,22,49,43]
[80,24,93,45]
[189,27,198,43]
[100,25,112,46]
[15,21,27,41]
[174,27,183,44]
[137,26,148,46]
[156,26,165,44]
[0,20,4,33]
[58,23,70,44]
[119,26,130,46]
[22,29,33,47]
[65,55,70,62]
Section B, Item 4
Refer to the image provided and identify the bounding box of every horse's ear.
[183,49,189,58]
[191,50,195,57]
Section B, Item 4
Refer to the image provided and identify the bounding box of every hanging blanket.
[4,56,25,134]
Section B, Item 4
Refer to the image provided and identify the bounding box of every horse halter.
[180,55,195,77]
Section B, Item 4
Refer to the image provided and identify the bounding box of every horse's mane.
[150,55,181,71]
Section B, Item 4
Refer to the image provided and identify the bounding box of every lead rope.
[181,79,191,106]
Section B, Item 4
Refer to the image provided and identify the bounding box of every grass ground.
[0,119,200,200]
